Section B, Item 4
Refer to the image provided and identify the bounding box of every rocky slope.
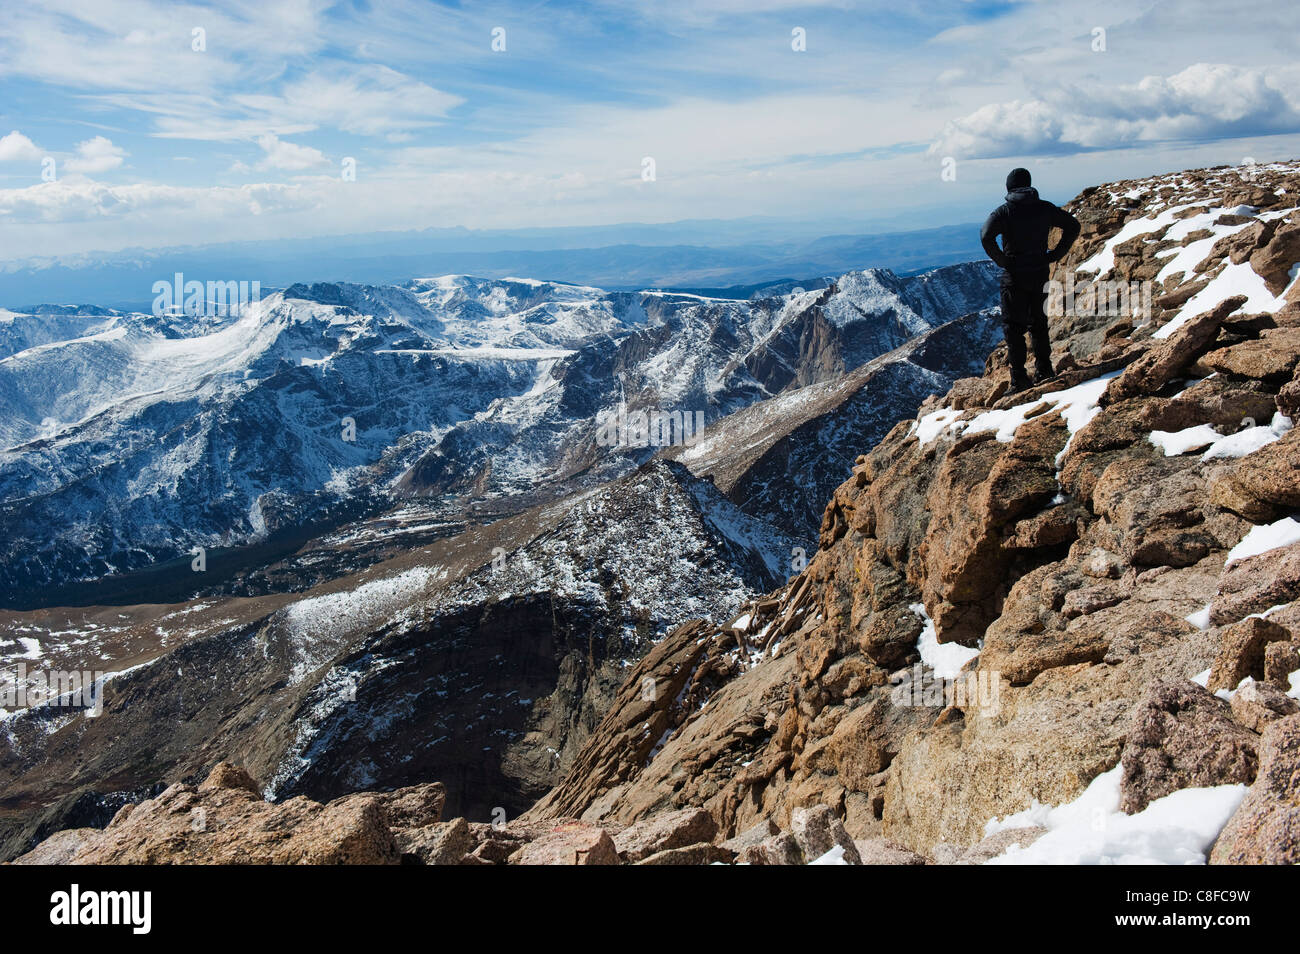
[515,159,1300,864]
[15,158,1300,865]
[0,457,796,859]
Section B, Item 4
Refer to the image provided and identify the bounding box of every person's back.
[981,168,1080,392]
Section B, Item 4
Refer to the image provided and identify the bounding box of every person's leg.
[1029,274,1055,380]
[1000,284,1030,390]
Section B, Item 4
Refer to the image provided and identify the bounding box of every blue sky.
[2,0,1300,262]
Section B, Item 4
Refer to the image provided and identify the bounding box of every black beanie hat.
[1007,167,1032,190]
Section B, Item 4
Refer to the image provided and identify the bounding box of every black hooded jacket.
[980,186,1080,282]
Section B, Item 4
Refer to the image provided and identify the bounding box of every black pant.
[1000,270,1054,384]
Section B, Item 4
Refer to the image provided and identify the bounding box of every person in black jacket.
[980,167,1081,393]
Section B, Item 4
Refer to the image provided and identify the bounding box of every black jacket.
[980,187,1080,281]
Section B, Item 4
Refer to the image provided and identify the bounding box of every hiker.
[980,167,1081,393]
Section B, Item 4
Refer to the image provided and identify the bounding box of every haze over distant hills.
[0,220,982,311]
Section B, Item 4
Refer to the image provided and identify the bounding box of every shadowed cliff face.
[530,160,1300,864]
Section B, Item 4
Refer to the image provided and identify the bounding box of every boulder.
[1208,617,1294,692]
[1249,220,1300,295]
[719,818,779,854]
[1210,715,1300,864]
[373,782,447,830]
[512,823,618,866]
[1208,429,1300,522]
[790,805,863,864]
[738,832,803,865]
[1120,681,1258,814]
[1198,327,1300,383]
[13,763,403,864]
[612,808,717,862]
[1264,640,1300,690]
[1211,544,1300,625]
[1103,296,1246,404]
[635,844,733,865]
[1230,680,1299,733]
[852,837,927,865]
[396,817,473,865]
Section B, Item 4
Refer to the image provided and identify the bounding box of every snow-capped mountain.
[0,264,997,606]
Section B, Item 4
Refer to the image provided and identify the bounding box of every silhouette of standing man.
[981,168,1080,393]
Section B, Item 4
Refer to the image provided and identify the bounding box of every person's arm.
[980,210,1010,269]
[1046,205,1081,263]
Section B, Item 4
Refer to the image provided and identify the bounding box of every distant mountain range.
[0,262,999,608]
[0,221,984,311]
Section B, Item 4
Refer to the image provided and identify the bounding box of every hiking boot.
[1008,373,1031,395]
[1031,366,1055,385]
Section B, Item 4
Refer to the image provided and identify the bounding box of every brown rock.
[612,807,717,862]
[720,818,780,854]
[513,823,618,865]
[1230,680,1300,733]
[1212,544,1300,624]
[373,782,446,830]
[9,828,99,865]
[1199,327,1300,383]
[790,805,863,864]
[1264,640,1300,690]
[1278,372,1300,418]
[1208,617,1294,692]
[1210,714,1300,864]
[1249,220,1300,295]
[396,817,473,865]
[1120,681,1258,814]
[738,832,803,865]
[635,844,732,865]
[1103,296,1246,404]
[1208,429,1300,522]
[197,762,261,795]
[16,766,403,864]
[853,837,927,865]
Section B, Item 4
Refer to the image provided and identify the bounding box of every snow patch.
[984,767,1246,865]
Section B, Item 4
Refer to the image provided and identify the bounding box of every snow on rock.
[1226,516,1300,567]
[1149,424,1220,457]
[983,767,1247,865]
[282,565,445,683]
[916,372,1118,450]
[1150,412,1291,460]
[1154,261,1293,340]
[911,601,978,679]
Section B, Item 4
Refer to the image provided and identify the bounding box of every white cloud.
[65,136,127,174]
[0,130,42,162]
[931,64,1300,159]
[0,177,316,224]
[253,133,328,172]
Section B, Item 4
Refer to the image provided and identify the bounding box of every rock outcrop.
[520,159,1300,863]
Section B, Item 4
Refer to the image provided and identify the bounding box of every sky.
[2,0,1300,264]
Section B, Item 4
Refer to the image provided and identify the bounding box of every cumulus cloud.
[253,134,329,172]
[0,130,42,162]
[930,63,1300,158]
[65,136,127,173]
